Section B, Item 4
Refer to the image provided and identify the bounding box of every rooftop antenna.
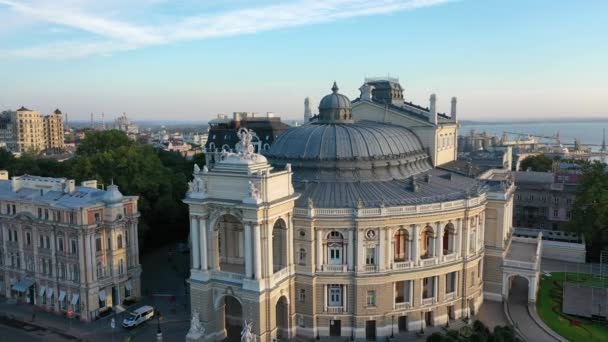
[90,112,94,128]
[602,128,607,152]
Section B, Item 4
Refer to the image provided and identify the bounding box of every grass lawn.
[537,272,608,342]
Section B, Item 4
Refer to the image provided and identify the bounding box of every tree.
[519,154,555,172]
[568,160,608,261]
[427,321,520,342]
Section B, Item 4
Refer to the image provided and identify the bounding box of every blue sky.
[0,0,606,122]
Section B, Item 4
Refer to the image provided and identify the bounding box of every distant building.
[205,112,290,153]
[304,97,312,123]
[0,173,141,322]
[513,168,578,231]
[114,113,139,137]
[0,107,64,153]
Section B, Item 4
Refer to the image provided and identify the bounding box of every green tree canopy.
[519,154,555,172]
[568,160,608,261]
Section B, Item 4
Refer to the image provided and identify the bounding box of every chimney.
[429,94,437,124]
[451,97,457,120]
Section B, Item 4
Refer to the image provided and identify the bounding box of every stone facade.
[0,107,64,153]
[0,174,141,322]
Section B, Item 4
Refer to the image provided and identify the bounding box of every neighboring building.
[512,170,577,231]
[114,112,139,136]
[0,107,64,153]
[441,146,513,177]
[205,112,290,153]
[184,81,541,342]
[0,174,141,322]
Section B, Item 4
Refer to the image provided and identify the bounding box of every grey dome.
[103,184,124,204]
[317,82,353,123]
[264,120,432,182]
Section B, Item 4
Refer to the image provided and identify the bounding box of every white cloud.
[0,0,453,59]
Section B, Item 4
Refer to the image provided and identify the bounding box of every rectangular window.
[554,197,559,204]
[58,238,64,252]
[423,277,435,299]
[365,247,376,265]
[69,212,75,224]
[328,245,342,265]
[38,208,42,218]
[446,271,457,293]
[94,213,101,222]
[39,236,44,248]
[566,211,572,220]
[71,240,77,254]
[553,209,559,217]
[96,238,102,252]
[44,209,49,220]
[26,232,31,245]
[298,289,306,302]
[366,290,376,307]
[328,285,342,307]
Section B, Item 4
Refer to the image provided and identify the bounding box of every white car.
[122,305,155,328]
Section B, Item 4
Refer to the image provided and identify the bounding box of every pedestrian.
[31,312,35,322]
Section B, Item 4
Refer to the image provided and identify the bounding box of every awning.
[71,294,79,305]
[39,286,46,297]
[12,278,35,293]
[125,280,133,291]
[98,290,106,301]
[46,288,54,299]
[58,291,66,302]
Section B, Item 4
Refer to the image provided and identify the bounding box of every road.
[506,276,557,342]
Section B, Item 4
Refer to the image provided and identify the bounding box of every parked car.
[122,305,155,328]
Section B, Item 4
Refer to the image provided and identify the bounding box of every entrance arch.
[507,275,530,305]
[276,296,289,339]
[219,295,243,341]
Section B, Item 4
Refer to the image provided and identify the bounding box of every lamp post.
[316,316,320,340]
[391,315,394,338]
[156,310,162,341]
[419,312,424,335]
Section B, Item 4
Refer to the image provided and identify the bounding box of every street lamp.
[391,315,394,338]
[316,316,320,340]
[156,309,162,341]
[419,312,424,335]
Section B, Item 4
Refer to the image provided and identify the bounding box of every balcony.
[394,302,411,310]
[392,261,413,270]
[445,292,456,301]
[422,297,436,306]
[321,264,347,272]
[272,267,291,284]
[326,306,344,314]
[421,258,438,267]
[363,265,378,273]
[442,253,458,262]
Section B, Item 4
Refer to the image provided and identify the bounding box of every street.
[0,243,191,342]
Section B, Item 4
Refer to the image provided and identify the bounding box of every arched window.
[326,231,344,265]
[298,248,307,265]
[443,223,456,254]
[421,226,434,259]
[117,234,123,249]
[394,229,409,262]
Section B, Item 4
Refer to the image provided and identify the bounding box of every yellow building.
[0,107,64,153]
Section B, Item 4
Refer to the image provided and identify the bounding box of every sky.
[0,0,607,122]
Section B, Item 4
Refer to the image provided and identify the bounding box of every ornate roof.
[317,82,353,123]
[264,120,433,182]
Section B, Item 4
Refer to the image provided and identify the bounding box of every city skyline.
[1,0,607,121]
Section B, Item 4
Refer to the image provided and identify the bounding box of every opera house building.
[184,78,531,341]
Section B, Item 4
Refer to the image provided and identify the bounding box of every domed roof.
[54,108,62,115]
[103,184,124,204]
[264,120,433,182]
[317,82,354,123]
[319,82,352,111]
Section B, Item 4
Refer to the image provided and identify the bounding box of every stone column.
[343,285,348,312]
[132,222,140,266]
[244,223,252,278]
[323,284,328,312]
[435,222,443,259]
[190,216,200,270]
[286,215,293,267]
[357,229,364,271]
[17,226,24,270]
[457,219,463,257]
[378,228,385,271]
[89,233,96,282]
[198,217,208,270]
[267,225,274,277]
[412,224,420,265]
[347,230,354,271]
[78,232,86,285]
[50,229,57,310]
[1,226,7,267]
[253,224,262,279]
[464,218,470,258]
[316,228,323,271]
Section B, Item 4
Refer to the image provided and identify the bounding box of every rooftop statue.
[241,320,256,342]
